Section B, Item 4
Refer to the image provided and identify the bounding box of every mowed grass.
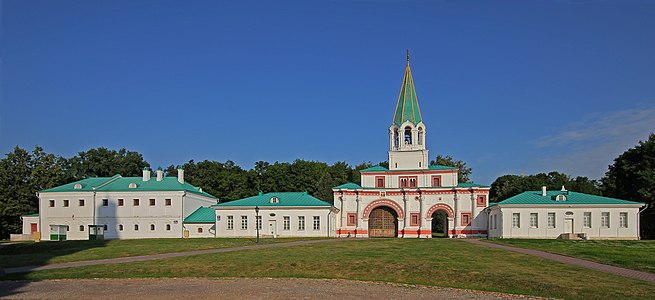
[6,239,655,299]
[0,237,319,268]
[487,239,655,273]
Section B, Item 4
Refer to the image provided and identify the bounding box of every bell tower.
[389,50,429,170]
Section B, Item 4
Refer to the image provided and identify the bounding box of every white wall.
[21,216,39,235]
[216,207,336,238]
[38,191,216,240]
[489,205,642,240]
[184,223,216,238]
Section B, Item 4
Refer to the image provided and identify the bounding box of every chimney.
[156,167,164,182]
[177,166,184,184]
[142,167,151,182]
[542,186,547,197]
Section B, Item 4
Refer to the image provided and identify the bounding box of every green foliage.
[0,146,67,238]
[602,133,655,239]
[430,154,472,183]
[489,172,601,202]
[65,147,150,180]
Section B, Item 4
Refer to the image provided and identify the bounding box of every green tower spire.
[392,49,423,126]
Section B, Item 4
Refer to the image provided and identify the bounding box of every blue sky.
[2,1,654,185]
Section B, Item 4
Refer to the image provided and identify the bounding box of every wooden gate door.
[368,207,398,238]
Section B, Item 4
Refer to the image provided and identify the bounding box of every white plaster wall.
[38,191,216,240]
[388,150,429,170]
[184,223,216,238]
[361,171,458,189]
[21,216,39,235]
[493,205,641,240]
[216,207,336,238]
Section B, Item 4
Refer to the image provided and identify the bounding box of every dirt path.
[0,278,545,299]
[464,239,655,282]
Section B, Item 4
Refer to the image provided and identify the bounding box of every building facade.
[332,54,491,238]
[34,167,217,240]
[487,187,645,240]
[214,192,338,238]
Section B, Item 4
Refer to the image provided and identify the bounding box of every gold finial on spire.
[406,49,410,64]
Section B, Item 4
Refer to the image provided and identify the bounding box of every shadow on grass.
[0,239,108,297]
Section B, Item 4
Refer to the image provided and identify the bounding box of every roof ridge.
[93,174,122,190]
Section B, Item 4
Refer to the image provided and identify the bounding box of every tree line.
[0,133,653,238]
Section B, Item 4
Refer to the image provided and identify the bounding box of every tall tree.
[430,154,472,183]
[66,147,149,180]
[490,172,601,203]
[602,133,655,238]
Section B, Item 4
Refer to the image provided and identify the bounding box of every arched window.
[197,227,203,233]
[166,224,171,231]
[404,127,412,144]
[79,225,84,232]
[119,224,123,231]
[134,224,139,231]
[150,224,155,231]
[394,128,399,147]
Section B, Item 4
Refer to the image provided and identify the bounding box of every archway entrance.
[368,206,398,238]
[431,210,449,238]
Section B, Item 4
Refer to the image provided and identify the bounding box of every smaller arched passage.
[431,210,450,238]
[426,204,454,219]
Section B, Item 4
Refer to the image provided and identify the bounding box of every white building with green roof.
[487,187,645,240]
[34,167,218,240]
[213,192,337,238]
[332,53,491,238]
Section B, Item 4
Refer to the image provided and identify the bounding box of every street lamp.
[255,205,260,244]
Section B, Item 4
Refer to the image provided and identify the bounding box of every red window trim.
[375,176,385,188]
[431,176,442,187]
[476,195,486,207]
[410,213,420,226]
[347,213,357,226]
[461,212,472,226]
[398,176,418,188]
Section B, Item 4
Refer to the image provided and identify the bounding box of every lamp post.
[255,206,260,244]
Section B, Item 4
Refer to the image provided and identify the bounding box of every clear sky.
[2,1,654,185]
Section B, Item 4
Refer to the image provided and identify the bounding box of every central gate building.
[332,54,490,238]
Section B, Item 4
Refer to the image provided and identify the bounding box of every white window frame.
[283,216,290,231]
[547,212,555,228]
[601,212,610,228]
[227,216,234,230]
[583,212,591,228]
[619,212,628,228]
[512,213,520,228]
[256,215,262,230]
[313,216,320,231]
[530,213,538,228]
[241,216,248,230]
[298,216,305,231]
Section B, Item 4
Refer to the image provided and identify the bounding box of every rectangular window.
[399,176,418,188]
[283,216,290,230]
[79,199,85,206]
[477,195,486,207]
[298,216,305,231]
[256,215,262,230]
[601,212,610,228]
[461,212,472,226]
[241,216,248,230]
[63,199,69,207]
[49,200,55,207]
[400,178,407,188]
[118,199,124,206]
[512,213,520,228]
[530,213,538,228]
[375,176,385,188]
[410,213,420,226]
[493,214,497,229]
[347,213,357,226]
[620,212,628,228]
[548,212,555,228]
[149,199,156,206]
[227,216,234,230]
[313,216,320,230]
[583,212,592,228]
[432,176,441,187]
[102,199,108,206]
[165,199,172,206]
[133,199,140,206]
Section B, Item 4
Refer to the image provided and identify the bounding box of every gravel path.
[464,239,655,282]
[0,278,546,299]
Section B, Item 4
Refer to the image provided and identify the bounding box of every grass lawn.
[487,239,655,273]
[0,237,318,268]
[4,239,655,299]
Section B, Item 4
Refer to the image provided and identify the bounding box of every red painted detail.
[476,195,486,207]
[410,213,420,226]
[347,213,357,226]
[448,230,488,235]
[362,170,457,175]
[461,212,472,226]
[426,203,454,218]
[402,230,432,235]
[361,199,405,219]
[30,223,38,233]
[431,175,442,187]
[361,191,379,196]
[337,229,368,235]
[375,176,385,188]
[398,176,418,188]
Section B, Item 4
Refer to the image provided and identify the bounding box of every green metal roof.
[183,207,216,223]
[393,56,422,126]
[334,182,362,189]
[22,213,39,217]
[360,165,457,173]
[497,191,645,206]
[214,192,331,208]
[40,175,217,199]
